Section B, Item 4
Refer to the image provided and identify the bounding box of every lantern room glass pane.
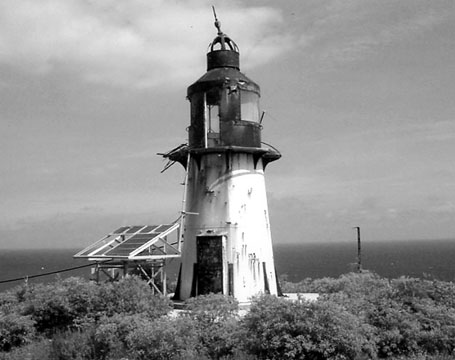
[206,89,220,134]
[240,90,259,122]
[207,104,220,133]
[190,92,206,148]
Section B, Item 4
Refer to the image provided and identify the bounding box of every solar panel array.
[75,224,179,259]
[104,233,158,257]
[75,235,119,257]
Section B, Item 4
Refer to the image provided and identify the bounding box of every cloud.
[1,0,449,87]
[300,0,452,69]
[0,0,293,89]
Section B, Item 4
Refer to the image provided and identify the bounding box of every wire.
[0,262,99,284]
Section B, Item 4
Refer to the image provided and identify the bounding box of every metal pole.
[354,227,362,273]
[162,260,167,296]
[178,152,191,252]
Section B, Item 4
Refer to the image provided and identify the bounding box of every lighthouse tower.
[166,16,281,303]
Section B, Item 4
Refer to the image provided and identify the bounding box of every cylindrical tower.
[167,19,280,303]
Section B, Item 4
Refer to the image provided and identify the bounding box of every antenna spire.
[212,6,222,35]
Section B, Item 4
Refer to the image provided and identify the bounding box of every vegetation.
[1,272,455,359]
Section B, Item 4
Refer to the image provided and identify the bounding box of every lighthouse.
[165,14,281,303]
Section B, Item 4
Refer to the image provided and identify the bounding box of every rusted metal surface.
[188,67,259,97]
[207,6,240,71]
[207,50,239,70]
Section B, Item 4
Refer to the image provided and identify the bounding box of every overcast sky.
[1,0,454,249]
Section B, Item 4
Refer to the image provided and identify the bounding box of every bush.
[126,316,201,360]
[17,276,172,336]
[0,313,36,352]
[183,294,242,359]
[48,329,96,360]
[60,277,102,320]
[3,272,455,359]
[42,315,143,360]
[0,290,20,314]
[18,278,100,335]
[96,276,173,318]
[243,294,377,360]
[0,338,51,360]
[86,313,154,359]
[21,282,77,334]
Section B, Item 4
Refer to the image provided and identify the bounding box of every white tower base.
[177,151,278,303]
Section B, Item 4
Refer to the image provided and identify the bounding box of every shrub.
[4,272,455,359]
[21,282,75,334]
[18,276,172,336]
[0,313,36,352]
[60,277,102,320]
[96,276,173,318]
[184,293,239,322]
[406,298,455,355]
[0,338,51,360]
[243,294,377,360]
[368,298,422,357]
[87,313,152,359]
[280,276,315,294]
[92,320,127,360]
[126,316,201,360]
[18,278,101,335]
[48,329,96,360]
[182,294,242,359]
[45,315,140,360]
[0,290,20,314]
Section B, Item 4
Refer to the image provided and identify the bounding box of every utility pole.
[354,227,362,273]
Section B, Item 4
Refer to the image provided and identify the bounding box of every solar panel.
[104,233,156,257]
[87,236,124,256]
[133,237,180,258]
[76,235,116,257]
[135,245,165,256]
[139,225,159,234]
[126,225,146,233]
[154,224,174,232]
[74,223,180,259]
[113,226,131,234]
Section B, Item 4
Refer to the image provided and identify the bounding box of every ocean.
[1,239,454,292]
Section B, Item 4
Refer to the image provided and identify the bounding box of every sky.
[1,0,454,249]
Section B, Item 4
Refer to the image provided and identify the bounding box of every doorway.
[196,235,225,295]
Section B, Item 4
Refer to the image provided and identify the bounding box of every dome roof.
[206,8,240,71]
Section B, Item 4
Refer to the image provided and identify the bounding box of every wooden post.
[354,227,362,273]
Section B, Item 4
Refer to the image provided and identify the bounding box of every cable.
[0,262,100,284]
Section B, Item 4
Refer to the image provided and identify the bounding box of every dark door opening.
[196,235,224,295]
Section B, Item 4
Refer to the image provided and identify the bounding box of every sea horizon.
[1,238,454,292]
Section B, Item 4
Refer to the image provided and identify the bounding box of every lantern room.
[187,19,262,149]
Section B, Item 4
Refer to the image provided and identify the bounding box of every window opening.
[240,90,259,122]
[205,89,220,147]
[208,104,220,133]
